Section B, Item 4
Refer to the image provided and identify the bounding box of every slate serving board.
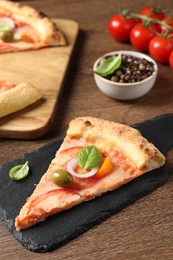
[1,114,173,253]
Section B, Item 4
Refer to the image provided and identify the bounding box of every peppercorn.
[101,54,155,83]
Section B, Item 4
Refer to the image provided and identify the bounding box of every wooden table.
[1,0,173,259]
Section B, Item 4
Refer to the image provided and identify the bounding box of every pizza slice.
[15,117,165,231]
[0,0,66,53]
[0,79,42,118]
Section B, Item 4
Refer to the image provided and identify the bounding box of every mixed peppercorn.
[100,54,155,83]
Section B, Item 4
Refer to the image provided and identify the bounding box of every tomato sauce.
[0,79,16,92]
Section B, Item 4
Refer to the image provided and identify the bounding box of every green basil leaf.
[0,24,11,32]
[76,145,103,170]
[94,54,122,77]
[9,161,29,181]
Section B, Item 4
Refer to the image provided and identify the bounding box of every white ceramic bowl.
[93,50,158,100]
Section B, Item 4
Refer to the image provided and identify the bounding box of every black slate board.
[1,114,173,253]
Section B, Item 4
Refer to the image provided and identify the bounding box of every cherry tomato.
[130,23,156,51]
[108,14,136,42]
[149,36,173,63]
[169,51,173,68]
[161,16,173,36]
[139,6,165,20]
[140,7,165,33]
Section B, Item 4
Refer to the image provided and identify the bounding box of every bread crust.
[67,117,165,173]
[0,0,66,48]
[0,82,42,118]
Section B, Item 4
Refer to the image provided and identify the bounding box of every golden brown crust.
[0,82,42,118]
[67,117,165,173]
[0,0,66,48]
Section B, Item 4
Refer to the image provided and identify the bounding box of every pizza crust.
[0,0,66,49]
[67,117,165,173]
[0,82,42,118]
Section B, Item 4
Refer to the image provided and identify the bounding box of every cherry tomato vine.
[108,7,173,67]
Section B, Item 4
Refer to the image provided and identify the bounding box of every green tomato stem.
[130,12,173,32]
[119,8,173,39]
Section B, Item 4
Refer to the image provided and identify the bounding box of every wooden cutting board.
[0,19,79,140]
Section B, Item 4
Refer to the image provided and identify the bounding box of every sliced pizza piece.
[0,0,66,53]
[15,117,165,231]
[0,80,42,118]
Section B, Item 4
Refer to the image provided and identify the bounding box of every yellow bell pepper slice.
[94,157,113,178]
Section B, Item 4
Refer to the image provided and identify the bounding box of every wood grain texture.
[0,0,173,259]
[0,19,78,139]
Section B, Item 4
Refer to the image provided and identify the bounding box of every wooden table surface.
[1,0,173,259]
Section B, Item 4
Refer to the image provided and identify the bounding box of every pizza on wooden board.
[0,79,42,118]
[15,117,165,231]
[0,0,66,53]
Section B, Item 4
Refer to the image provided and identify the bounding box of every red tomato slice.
[60,146,84,157]
[29,188,80,208]
[0,43,18,53]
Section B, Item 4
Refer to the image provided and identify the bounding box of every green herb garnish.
[76,145,103,170]
[0,24,11,32]
[9,161,29,181]
[94,54,122,77]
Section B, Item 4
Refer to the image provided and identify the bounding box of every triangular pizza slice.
[0,79,42,118]
[15,117,165,231]
[0,0,66,53]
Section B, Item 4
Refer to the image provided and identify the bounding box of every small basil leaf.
[76,145,103,170]
[94,54,122,77]
[0,24,11,32]
[9,161,29,181]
